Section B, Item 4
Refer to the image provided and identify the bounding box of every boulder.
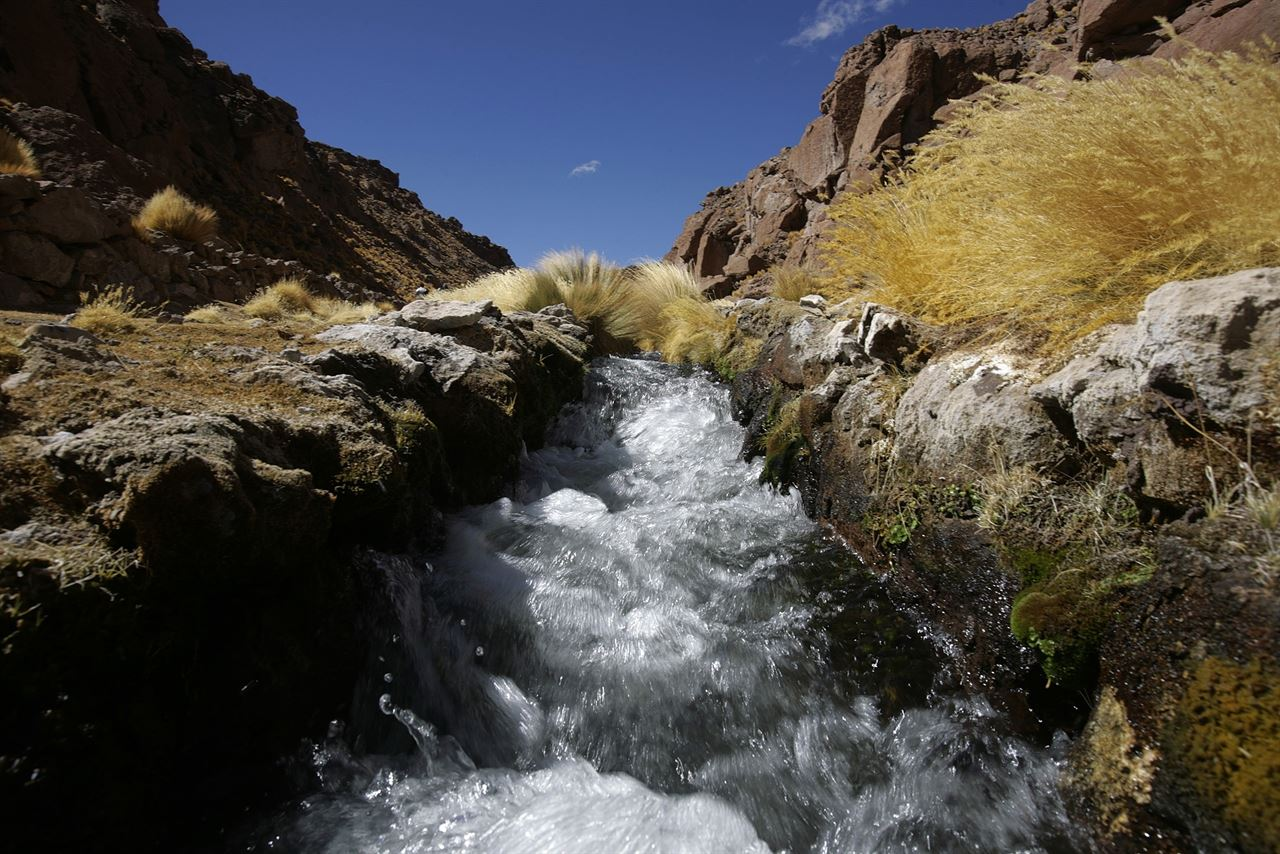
[0,231,74,285]
[1033,268,1280,508]
[399,298,496,332]
[895,354,1069,478]
[0,174,41,205]
[856,302,933,367]
[21,186,120,244]
[1035,269,1280,439]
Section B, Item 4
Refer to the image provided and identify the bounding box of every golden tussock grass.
[430,252,724,360]
[0,128,40,178]
[189,279,382,328]
[822,41,1280,348]
[72,287,146,336]
[133,185,219,243]
[770,267,825,302]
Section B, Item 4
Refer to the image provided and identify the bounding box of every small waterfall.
[253,357,1081,853]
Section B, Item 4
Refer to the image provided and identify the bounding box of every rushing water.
[251,357,1080,853]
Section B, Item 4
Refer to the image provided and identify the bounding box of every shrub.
[72,287,145,336]
[430,254,720,359]
[133,186,219,243]
[822,41,1280,347]
[657,297,733,365]
[244,278,317,319]
[192,278,381,327]
[0,128,40,178]
[770,267,825,302]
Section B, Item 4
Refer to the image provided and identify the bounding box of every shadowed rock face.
[667,0,1280,294]
[0,0,512,300]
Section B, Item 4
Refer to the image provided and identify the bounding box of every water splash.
[255,358,1079,852]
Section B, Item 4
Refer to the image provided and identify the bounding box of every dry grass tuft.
[189,279,381,328]
[72,287,146,336]
[0,128,40,178]
[430,253,722,360]
[658,297,733,365]
[133,185,219,243]
[823,41,1280,348]
[771,267,825,302]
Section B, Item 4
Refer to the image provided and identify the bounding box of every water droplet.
[459,618,467,627]
[391,633,400,643]
[383,672,394,683]
[379,693,394,715]
[475,646,485,657]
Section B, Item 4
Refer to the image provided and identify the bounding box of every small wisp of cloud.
[570,159,601,177]
[786,0,901,48]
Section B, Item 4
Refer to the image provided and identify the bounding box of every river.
[249,357,1080,853]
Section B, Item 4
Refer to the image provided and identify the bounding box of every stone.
[798,294,827,309]
[22,185,120,244]
[895,353,1070,477]
[21,323,104,346]
[399,298,495,332]
[0,273,45,308]
[857,302,932,367]
[0,174,40,204]
[0,231,75,285]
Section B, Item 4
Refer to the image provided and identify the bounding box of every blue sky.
[161,1,1028,267]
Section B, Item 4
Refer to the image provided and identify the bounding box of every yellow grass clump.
[72,287,145,336]
[770,267,825,302]
[429,252,721,359]
[187,278,382,328]
[133,185,219,243]
[0,128,40,178]
[822,41,1280,347]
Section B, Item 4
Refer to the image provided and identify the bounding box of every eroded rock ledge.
[721,268,1280,851]
[0,300,589,850]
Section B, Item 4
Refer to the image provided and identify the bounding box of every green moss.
[1166,657,1280,852]
[713,335,764,382]
[759,396,807,491]
[1004,545,1068,586]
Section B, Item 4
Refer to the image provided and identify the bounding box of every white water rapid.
[251,357,1080,853]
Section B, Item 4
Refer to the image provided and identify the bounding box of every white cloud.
[570,159,601,177]
[786,0,901,48]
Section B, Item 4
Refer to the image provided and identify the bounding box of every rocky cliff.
[668,0,1280,295]
[0,0,511,309]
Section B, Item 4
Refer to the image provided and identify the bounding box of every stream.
[250,357,1081,853]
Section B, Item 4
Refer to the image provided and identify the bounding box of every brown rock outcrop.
[0,0,510,305]
[668,0,1280,292]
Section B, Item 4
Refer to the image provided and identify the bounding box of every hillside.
[0,0,510,309]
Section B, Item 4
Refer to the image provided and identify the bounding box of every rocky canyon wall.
[668,0,1280,296]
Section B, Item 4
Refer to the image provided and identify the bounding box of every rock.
[280,347,302,363]
[21,323,103,346]
[0,174,40,204]
[1075,0,1183,59]
[0,231,74,285]
[21,185,120,244]
[798,294,827,309]
[0,273,46,309]
[857,302,933,367]
[895,353,1070,478]
[399,298,495,332]
[1032,268,1280,508]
